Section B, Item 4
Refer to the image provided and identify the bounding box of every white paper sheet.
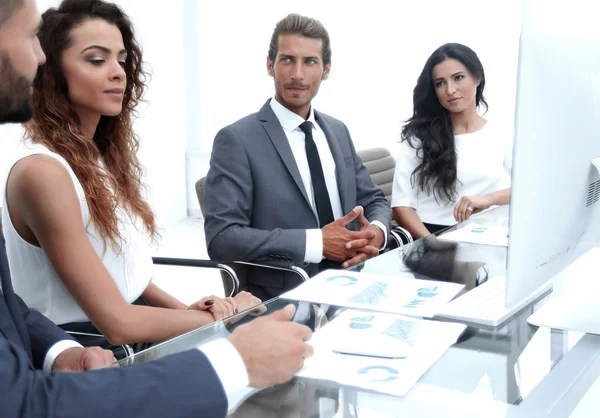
[281,270,464,318]
[297,310,467,397]
[439,223,509,247]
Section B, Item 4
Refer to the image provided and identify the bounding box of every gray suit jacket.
[204,100,391,293]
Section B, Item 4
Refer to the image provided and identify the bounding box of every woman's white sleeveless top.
[1,141,153,325]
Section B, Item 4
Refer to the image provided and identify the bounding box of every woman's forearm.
[141,282,188,310]
[392,206,431,240]
[106,304,216,345]
[103,284,220,345]
[486,188,511,206]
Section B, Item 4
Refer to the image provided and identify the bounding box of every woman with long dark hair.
[1,0,260,357]
[392,43,511,239]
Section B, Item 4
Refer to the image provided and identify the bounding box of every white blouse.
[1,141,154,325]
[391,121,512,226]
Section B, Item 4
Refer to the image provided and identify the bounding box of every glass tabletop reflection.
[117,206,600,417]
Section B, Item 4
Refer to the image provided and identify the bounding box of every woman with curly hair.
[1,0,260,357]
[391,43,512,239]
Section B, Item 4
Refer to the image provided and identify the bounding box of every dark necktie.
[299,121,335,228]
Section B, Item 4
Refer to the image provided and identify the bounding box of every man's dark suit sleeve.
[344,124,392,233]
[0,338,227,418]
[15,294,77,369]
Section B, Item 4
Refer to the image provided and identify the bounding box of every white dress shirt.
[198,339,249,407]
[43,340,84,373]
[269,98,387,263]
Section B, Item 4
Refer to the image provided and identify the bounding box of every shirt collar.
[269,97,317,133]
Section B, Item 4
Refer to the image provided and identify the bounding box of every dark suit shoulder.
[227,111,262,130]
[314,110,348,131]
[215,111,263,145]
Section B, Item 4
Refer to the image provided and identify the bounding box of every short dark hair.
[268,13,331,66]
[0,0,24,29]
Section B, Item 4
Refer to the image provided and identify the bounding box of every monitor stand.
[527,245,600,334]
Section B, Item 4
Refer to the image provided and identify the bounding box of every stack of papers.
[439,223,509,247]
[297,309,467,397]
[281,270,464,318]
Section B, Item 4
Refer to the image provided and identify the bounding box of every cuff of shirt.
[43,340,84,373]
[304,228,324,263]
[198,339,249,401]
[371,221,388,251]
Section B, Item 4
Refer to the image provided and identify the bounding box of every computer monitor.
[506,28,600,307]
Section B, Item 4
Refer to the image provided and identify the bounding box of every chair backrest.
[356,147,395,205]
[195,176,249,293]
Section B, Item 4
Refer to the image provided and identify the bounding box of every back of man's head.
[268,13,331,66]
[0,0,24,29]
[0,0,44,124]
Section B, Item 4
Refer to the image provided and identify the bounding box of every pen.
[332,348,407,359]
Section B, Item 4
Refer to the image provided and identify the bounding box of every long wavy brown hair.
[25,0,158,250]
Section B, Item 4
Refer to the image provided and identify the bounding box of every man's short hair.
[268,13,331,66]
[0,0,24,29]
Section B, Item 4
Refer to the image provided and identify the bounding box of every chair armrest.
[230,260,310,283]
[151,257,240,297]
[389,226,413,248]
[64,331,135,358]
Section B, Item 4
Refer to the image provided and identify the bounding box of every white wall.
[0,0,523,225]
[526,0,600,37]
[116,0,189,228]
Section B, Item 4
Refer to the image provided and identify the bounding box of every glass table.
[118,206,600,417]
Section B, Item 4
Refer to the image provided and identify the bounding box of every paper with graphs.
[439,223,509,247]
[297,309,466,397]
[280,270,464,318]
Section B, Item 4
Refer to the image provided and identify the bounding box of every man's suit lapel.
[315,110,349,213]
[259,101,312,208]
[0,236,31,355]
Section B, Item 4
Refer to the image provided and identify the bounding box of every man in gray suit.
[204,13,391,300]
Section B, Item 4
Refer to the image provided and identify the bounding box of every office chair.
[152,256,239,296]
[356,147,413,249]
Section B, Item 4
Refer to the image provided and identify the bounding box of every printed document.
[439,223,509,247]
[281,270,464,318]
[297,310,467,397]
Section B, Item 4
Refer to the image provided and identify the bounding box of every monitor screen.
[506,29,600,307]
